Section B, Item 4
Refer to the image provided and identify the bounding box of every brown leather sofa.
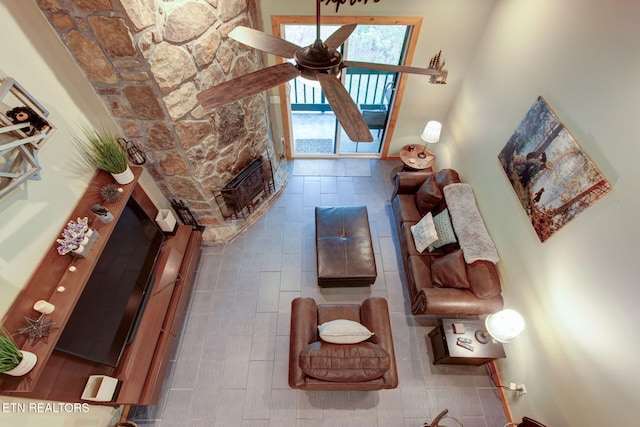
[289,297,398,390]
[391,169,504,315]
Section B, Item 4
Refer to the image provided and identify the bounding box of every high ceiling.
[256,0,498,155]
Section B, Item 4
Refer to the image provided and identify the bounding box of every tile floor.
[292,113,384,155]
[128,159,508,427]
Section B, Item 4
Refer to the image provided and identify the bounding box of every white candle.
[34,300,55,314]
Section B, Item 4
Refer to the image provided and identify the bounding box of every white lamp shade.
[485,309,525,343]
[420,120,442,143]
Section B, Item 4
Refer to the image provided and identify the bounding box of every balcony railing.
[290,68,395,112]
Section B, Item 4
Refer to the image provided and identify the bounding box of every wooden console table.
[0,167,202,405]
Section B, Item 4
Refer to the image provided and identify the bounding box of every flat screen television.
[55,198,165,367]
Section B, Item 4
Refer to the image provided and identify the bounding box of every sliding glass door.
[283,24,410,157]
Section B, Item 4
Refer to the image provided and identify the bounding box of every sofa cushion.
[318,319,374,344]
[428,209,458,251]
[432,169,461,212]
[393,194,422,224]
[466,260,502,299]
[410,212,438,253]
[431,250,470,289]
[299,341,390,382]
[414,174,442,216]
[408,255,433,292]
[435,168,461,189]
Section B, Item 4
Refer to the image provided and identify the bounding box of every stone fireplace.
[35,0,282,243]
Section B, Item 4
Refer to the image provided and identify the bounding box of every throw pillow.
[428,208,458,251]
[431,250,471,289]
[299,341,390,382]
[410,212,438,253]
[414,174,442,216]
[466,260,502,299]
[318,319,374,344]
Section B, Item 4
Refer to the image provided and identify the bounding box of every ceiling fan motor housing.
[294,40,342,81]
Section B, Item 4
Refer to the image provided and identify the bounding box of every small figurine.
[92,203,114,223]
[6,106,50,135]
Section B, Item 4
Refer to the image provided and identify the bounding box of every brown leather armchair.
[289,297,398,391]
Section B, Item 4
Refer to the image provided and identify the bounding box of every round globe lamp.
[483,309,525,343]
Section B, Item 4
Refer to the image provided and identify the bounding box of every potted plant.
[75,126,133,184]
[0,327,37,376]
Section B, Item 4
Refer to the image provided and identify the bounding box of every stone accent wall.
[36,0,280,243]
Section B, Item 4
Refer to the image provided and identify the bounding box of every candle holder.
[117,137,146,165]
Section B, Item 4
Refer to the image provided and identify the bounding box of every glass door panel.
[339,24,408,155]
[285,25,339,156]
[283,24,409,157]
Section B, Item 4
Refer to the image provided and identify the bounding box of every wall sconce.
[475,309,525,343]
[117,137,146,165]
[420,120,442,143]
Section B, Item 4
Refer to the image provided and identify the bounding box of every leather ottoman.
[315,206,377,287]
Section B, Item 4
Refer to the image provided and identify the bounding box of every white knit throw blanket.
[443,183,500,264]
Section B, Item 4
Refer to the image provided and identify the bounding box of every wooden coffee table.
[399,144,435,170]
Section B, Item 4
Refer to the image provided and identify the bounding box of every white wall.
[0,2,166,425]
[257,0,497,160]
[0,1,169,316]
[445,0,640,425]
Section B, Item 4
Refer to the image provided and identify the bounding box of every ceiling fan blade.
[324,24,358,49]
[344,60,441,76]
[197,63,300,110]
[229,26,301,58]
[316,73,373,143]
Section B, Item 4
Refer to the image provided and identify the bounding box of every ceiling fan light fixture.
[421,120,442,143]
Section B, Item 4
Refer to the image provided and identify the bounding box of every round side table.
[399,144,436,170]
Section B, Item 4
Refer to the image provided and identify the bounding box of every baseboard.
[488,360,514,423]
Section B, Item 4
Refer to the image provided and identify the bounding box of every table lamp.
[419,120,441,158]
[420,120,441,143]
[475,309,525,344]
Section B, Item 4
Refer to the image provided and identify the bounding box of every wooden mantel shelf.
[0,167,202,405]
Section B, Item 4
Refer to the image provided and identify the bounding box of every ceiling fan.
[196,1,446,142]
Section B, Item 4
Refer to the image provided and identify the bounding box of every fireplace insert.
[216,157,274,220]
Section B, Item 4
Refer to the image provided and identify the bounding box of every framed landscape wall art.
[498,96,611,242]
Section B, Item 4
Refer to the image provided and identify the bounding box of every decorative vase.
[111,166,134,185]
[4,350,37,376]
